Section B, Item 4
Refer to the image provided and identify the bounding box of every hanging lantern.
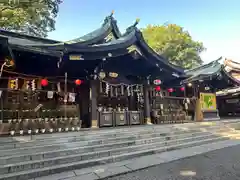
[41,79,48,87]
[99,71,106,79]
[155,86,161,91]
[180,87,185,91]
[75,79,82,86]
[153,79,161,85]
[168,88,174,93]
[109,72,118,78]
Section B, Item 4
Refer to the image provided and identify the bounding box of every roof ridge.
[185,57,222,73]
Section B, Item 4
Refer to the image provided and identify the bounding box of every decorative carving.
[8,78,18,90]
[69,55,84,60]
[120,115,124,121]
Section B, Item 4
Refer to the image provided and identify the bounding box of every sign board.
[199,93,217,111]
[69,55,84,60]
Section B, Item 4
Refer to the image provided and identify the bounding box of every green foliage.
[141,24,205,69]
[0,0,62,37]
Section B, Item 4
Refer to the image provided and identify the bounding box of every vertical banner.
[199,93,217,111]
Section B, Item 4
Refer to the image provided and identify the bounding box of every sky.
[48,0,240,63]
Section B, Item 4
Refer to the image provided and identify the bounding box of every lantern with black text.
[41,79,48,87]
[155,86,161,91]
[75,79,82,86]
[180,87,185,92]
[153,79,161,85]
[168,88,174,93]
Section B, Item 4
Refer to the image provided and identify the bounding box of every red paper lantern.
[180,87,185,91]
[155,86,161,91]
[153,79,161,85]
[168,88,174,93]
[75,79,82,86]
[41,79,48,87]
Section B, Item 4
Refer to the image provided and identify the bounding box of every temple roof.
[0,13,184,79]
[0,12,122,54]
[182,57,222,83]
[216,86,240,96]
[215,59,240,96]
[222,59,240,84]
[182,57,240,88]
[59,26,184,78]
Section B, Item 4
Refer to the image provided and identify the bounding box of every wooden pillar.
[90,80,98,128]
[143,82,151,124]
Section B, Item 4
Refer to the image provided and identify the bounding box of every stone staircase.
[0,120,239,180]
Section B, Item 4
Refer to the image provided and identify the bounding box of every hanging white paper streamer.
[57,82,61,92]
[68,93,76,102]
[105,83,109,95]
[47,91,54,99]
[64,93,68,103]
[127,86,130,96]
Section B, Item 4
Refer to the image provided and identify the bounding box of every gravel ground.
[106,145,240,180]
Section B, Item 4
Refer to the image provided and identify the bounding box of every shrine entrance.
[95,78,144,128]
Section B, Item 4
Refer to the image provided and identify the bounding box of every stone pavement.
[35,139,240,180]
[107,143,240,180]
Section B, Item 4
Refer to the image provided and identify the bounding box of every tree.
[141,24,205,69]
[0,0,62,37]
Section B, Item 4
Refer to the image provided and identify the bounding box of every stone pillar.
[90,80,98,128]
[143,82,151,125]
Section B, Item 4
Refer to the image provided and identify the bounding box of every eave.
[182,58,223,83]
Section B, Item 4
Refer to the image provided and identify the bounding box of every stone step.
[0,120,234,144]
[30,121,234,139]
[29,121,237,141]
[0,130,213,162]
[0,123,233,151]
[0,126,215,151]
[0,127,189,149]
[0,124,228,151]
[0,127,233,159]
[0,135,228,180]
[0,126,175,146]
[0,133,219,175]
[0,126,183,144]
[0,127,151,144]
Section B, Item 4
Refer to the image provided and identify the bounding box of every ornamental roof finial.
[110,10,114,16]
[133,18,140,27]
